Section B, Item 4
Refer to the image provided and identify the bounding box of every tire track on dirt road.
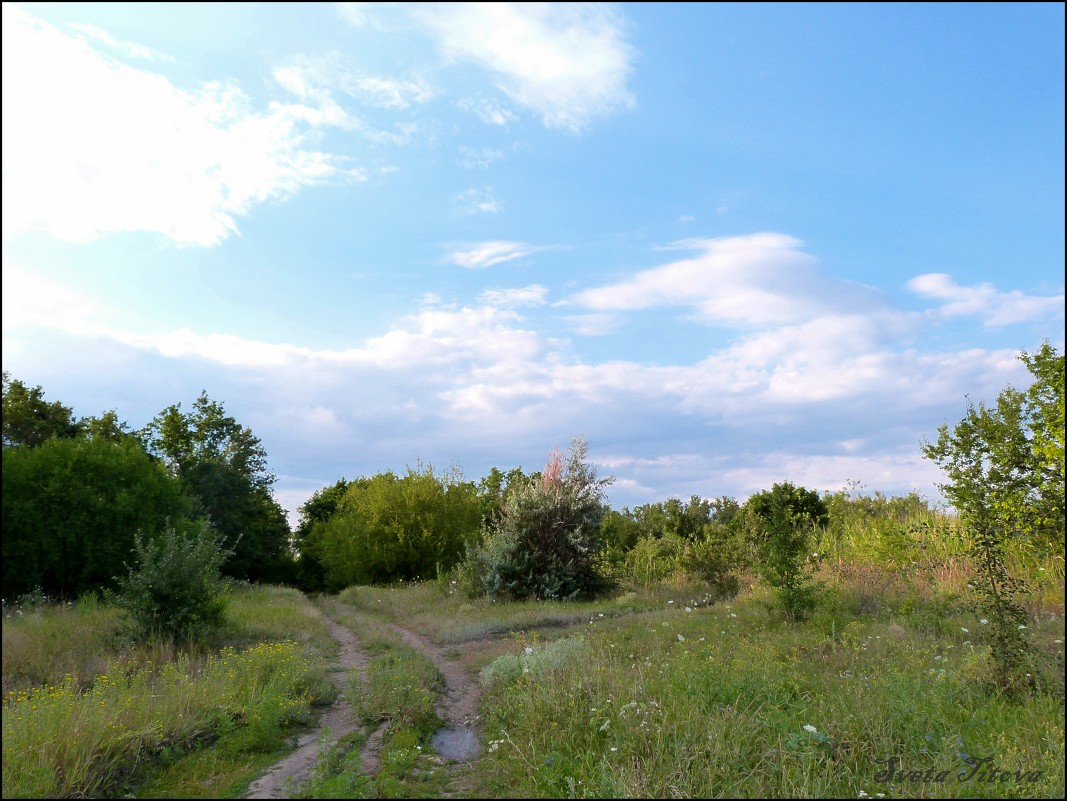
[245,615,369,799]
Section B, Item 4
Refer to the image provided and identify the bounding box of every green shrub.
[744,482,828,620]
[472,437,614,601]
[113,520,231,643]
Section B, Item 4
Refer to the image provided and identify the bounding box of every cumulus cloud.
[570,234,893,327]
[410,3,635,132]
[907,273,1065,327]
[1,5,360,246]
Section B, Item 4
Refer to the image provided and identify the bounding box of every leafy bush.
[744,482,828,620]
[113,520,231,643]
[471,437,614,601]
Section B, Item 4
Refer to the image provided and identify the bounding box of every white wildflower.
[803,724,818,734]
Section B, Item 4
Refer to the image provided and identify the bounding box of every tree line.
[3,341,1062,620]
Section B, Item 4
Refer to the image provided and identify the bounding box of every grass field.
[3,552,1064,798]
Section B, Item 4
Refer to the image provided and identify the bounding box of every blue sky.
[3,2,1064,523]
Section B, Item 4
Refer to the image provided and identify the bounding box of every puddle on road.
[431,726,481,761]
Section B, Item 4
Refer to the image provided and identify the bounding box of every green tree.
[2,436,191,598]
[2,373,79,447]
[921,342,1064,689]
[292,478,350,591]
[744,482,829,620]
[315,465,482,590]
[139,392,291,582]
[922,342,1064,552]
[473,436,614,601]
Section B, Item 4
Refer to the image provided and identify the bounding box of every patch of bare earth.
[244,616,368,799]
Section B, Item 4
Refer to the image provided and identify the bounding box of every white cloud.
[412,3,636,132]
[479,285,549,307]
[1,6,356,246]
[446,240,534,268]
[275,54,436,110]
[907,273,1065,327]
[570,234,892,327]
[69,22,172,62]
[4,255,1047,520]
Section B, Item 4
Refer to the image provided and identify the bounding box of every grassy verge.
[2,585,337,799]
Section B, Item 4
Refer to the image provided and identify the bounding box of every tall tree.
[140,392,291,582]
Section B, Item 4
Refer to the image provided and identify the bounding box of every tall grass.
[1,584,337,798]
[474,584,1065,798]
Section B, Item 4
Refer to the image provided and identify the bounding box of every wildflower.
[525,647,534,655]
[730,613,737,618]
[858,792,869,798]
[803,724,818,734]
[677,634,685,642]
[960,627,969,633]
[980,618,989,625]
[610,746,618,752]
[1018,624,1027,630]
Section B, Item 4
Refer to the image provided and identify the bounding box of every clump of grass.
[480,636,588,688]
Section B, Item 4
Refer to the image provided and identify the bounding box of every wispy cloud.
[69,22,172,62]
[446,240,535,268]
[907,273,1065,327]
[458,145,506,169]
[457,95,520,127]
[452,188,503,215]
[479,285,549,307]
[275,54,436,110]
[411,3,636,132]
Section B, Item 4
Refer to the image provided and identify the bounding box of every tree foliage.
[921,341,1064,552]
[140,392,292,582]
[473,437,614,601]
[312,465,482,590]
[743,481,828,620]
[2,436,191,598]
[112,519,231,643]
[2,372,79,447]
